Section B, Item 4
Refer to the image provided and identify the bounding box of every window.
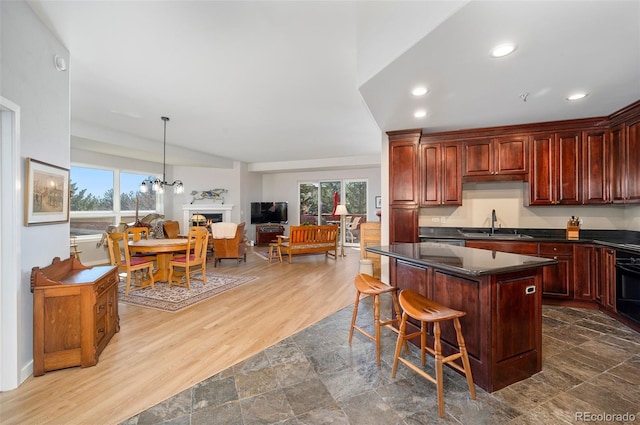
[299,179,368,245]
[70,165,161,237]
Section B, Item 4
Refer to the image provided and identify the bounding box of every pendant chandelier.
[140,116,184,194]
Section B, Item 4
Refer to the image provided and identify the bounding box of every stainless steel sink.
[458,230,533,240]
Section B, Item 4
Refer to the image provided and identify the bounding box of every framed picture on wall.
[375,195,382,209]
[25,158,70,226]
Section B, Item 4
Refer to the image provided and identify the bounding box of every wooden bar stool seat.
[392,289,476,418]
[349,273,408,365]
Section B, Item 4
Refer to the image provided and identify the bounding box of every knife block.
[566,223,580,240]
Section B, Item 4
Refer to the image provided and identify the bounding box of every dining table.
[128,238,189,282]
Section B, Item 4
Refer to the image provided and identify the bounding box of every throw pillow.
[153,220,165,239]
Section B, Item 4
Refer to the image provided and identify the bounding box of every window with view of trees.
[299,179,367,244]
[70,165,160,237]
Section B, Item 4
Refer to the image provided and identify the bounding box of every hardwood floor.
[0,247,361,425]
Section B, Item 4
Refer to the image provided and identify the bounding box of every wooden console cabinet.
[256,224,285,245]
[31,257,119,376]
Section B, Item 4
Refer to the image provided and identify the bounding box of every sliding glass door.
[299,179,367,245]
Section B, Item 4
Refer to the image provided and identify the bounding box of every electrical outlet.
[431,217,440,223]
[440,217,447,224]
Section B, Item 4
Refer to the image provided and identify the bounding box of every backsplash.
[418,181,640,231]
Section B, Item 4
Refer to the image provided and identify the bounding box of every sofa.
[277,225,338,263]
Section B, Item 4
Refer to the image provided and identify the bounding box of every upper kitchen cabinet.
[419,141,462,206]
[388,130,421,205]
[582,129,610,204]
[388,129,421,244]
[529,131,581,205]
[462,135,528,181]
[611,121,640,204]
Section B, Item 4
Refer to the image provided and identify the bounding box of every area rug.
[117,271,258,312]
[254,251,270,260]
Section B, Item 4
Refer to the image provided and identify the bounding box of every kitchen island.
[366,242,557,392]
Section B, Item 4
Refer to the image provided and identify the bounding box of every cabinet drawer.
[539,243,573,256]
[94,271,118,295]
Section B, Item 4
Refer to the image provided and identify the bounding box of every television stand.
[256,224,285,246]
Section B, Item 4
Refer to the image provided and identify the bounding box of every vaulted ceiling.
[28,1,640,171]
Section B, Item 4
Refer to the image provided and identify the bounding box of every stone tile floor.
[122,299,640,425]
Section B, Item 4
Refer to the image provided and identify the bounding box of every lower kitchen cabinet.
[539,243,574,299]
[573,244,596,301]
[597,247,617,311]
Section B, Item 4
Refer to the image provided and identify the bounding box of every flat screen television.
[250,202,288,224]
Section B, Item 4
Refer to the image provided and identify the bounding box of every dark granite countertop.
[366,242,557,277]
[418,227,640,253]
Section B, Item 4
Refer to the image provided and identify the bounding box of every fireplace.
[182,204,233,232]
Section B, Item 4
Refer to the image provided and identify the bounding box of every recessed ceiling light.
[414,109,427,118]
[412,87,428,96]
[566,93,588,101]
[490,43,517,58]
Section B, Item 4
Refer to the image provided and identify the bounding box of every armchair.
[211,222,248,267]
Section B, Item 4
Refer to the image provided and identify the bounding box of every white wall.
[1,1,70,386]
[170,162,243,225]
[418,181,640,231]
[259,167,382,241]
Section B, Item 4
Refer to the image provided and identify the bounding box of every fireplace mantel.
[182,204,233,231]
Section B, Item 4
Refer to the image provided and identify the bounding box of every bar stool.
[349,273,408,365]
[392,289,476,418]
[268,242,282,263]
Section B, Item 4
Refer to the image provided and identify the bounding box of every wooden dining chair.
[126,226,157,263]
[168,226,209,289]
[106,232,155,295]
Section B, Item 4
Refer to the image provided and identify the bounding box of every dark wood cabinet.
[462,135,528,181]
[574,244,596,301]
[389,205,419,243]
[419,141,462,206]
[611,121,640,204]
[389,132,420,205]
[390,258,542,392]
[598,247,617,311]
[529,132,581,205]
[256,224,285,245]
[582,129,610,204]
[388,130,421,243]
[538,243,573,299]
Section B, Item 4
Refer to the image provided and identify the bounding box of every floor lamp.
[335,204,348,257]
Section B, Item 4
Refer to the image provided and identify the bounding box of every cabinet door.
[389,138,419,204]
[463,139,493,177]
[529,134,555,205]
[582,129,610,204]
[555,132,581,204]
[626,121,640,203]
[441,142,462,205]
[419,143,441,206]
[599,248,617,311]
[389,206,418,243]
[574,245,595,300]
[494,135,528,175]
[420,141,462,206]
[610,124,627,203]
[529,132,580,205]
